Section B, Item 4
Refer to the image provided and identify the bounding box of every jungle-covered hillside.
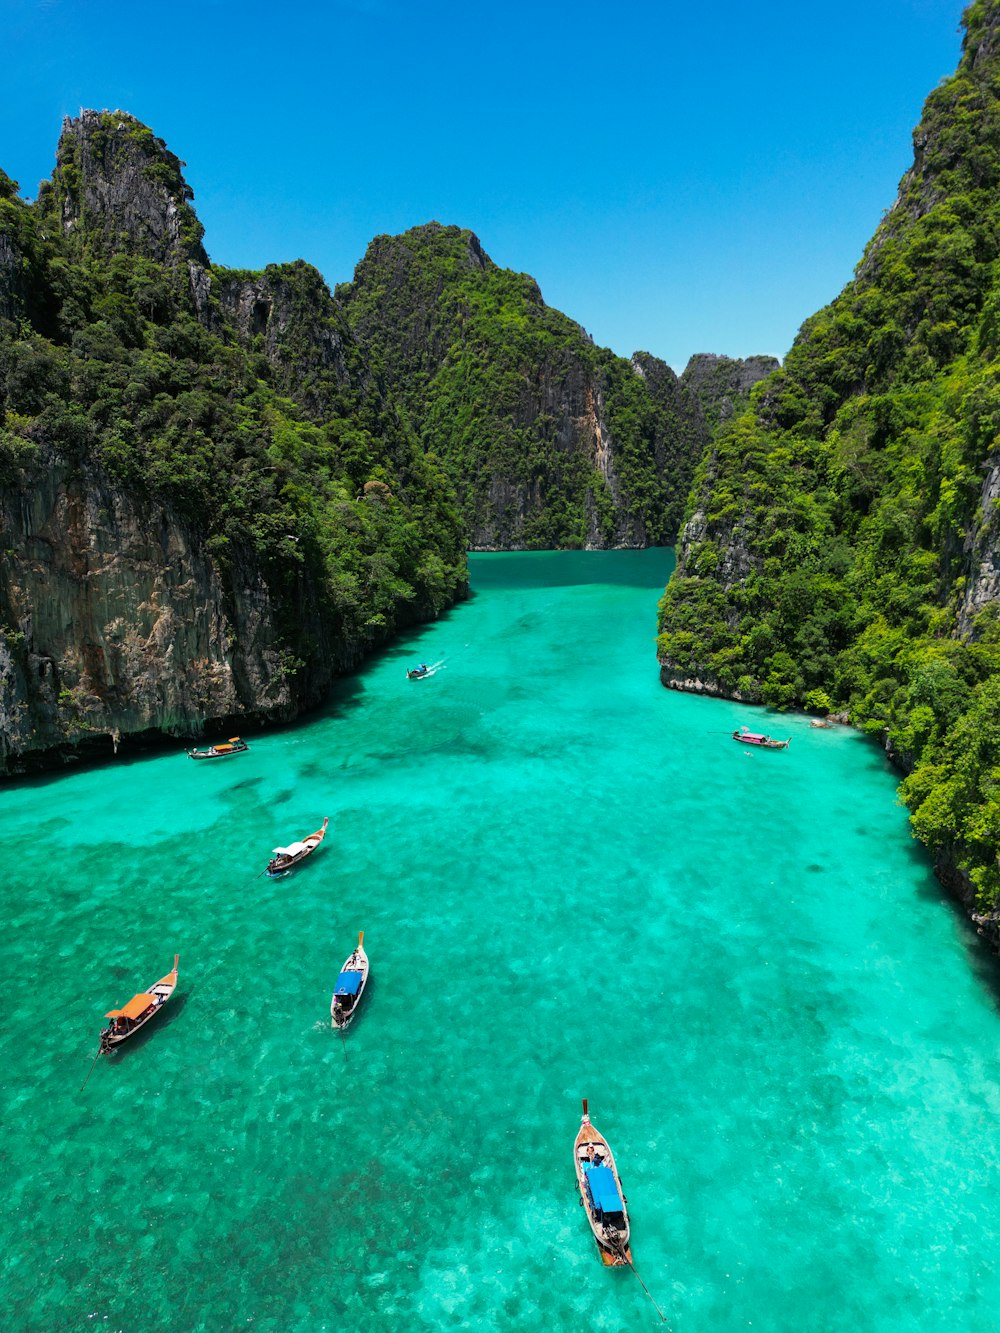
[0,111,467,767]
[658,0,1000,906]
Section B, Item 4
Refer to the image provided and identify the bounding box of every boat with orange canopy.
[99,955,179,1054]
[188,737,249,760]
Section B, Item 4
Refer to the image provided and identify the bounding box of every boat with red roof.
[732,725,790,750]
[187,736,249,760]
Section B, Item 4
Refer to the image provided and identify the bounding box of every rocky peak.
[680,352,780,430]
[631,350,685,395]
[463,228,489,272]
[859,0,1000,276]
[345,222,498,298]
[37,110,208,269]
[965,0,1000,71]
[216,260,358,414]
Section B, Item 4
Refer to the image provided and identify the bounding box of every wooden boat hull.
[574,1104,632,1265]
[331,939,369,1030]
[264,817,329,877]
[732,730,789,749]
[100,955,179,1053]
[188,737,249,760]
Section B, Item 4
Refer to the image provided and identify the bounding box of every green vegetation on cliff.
[338,224,706,549]
[658,0,1000,904]
[0,114,466,703]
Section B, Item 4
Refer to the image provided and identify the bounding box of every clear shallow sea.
[3,548,1000,1332]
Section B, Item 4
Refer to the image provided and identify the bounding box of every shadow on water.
[946,899,1000,1012]
[902,839,1000,1008]
[95,990,191,1069]
[965,939,1000,1014]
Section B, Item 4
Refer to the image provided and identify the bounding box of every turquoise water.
[4,548,1000,1332]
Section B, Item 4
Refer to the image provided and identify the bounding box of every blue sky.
[3,0,967,370]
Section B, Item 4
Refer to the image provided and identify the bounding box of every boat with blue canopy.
[573,1098,632,1266]
[331,931,369,1030]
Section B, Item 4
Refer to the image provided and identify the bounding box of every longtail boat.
[407,663,430,680]
[732,725,790,750]
[188,736,249,760]
[331,932,369,1030]
[574,1099,632,1266]
[99,955,179,1054]
[264,817,329,878]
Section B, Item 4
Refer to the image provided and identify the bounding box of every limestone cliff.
[959,450,1000,635]
[215,261,364,417]
[0,448,325,771]
[37,110,208,270]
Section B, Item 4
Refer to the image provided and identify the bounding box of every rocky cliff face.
[338,223,708,550]
[0,448,334,771]
[37,110,208,270]
[216,260,363,417]
[0,229,25,323]
[959,450,1000,634]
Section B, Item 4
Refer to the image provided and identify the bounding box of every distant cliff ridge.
[681,353,780,430]
[337,223,711,550]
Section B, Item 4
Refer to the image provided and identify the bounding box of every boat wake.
[408,659,446,680]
